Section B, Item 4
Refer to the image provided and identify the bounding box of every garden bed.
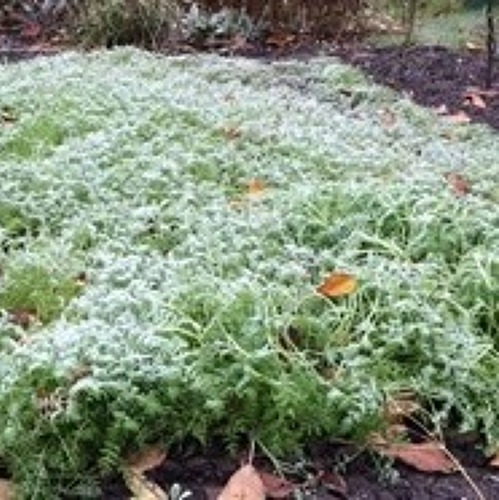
[0,48,498,498]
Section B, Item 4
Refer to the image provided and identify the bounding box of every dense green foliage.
[0,49,498,498]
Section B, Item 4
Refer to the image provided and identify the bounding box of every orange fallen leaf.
[127,446,166,474]
[379,441,456,473]
[316,272,357,298]
[246,178,266,196]
[259,471,296,498]
[443,172,471,197]
[218,464,265,500]
[444,111,471,125]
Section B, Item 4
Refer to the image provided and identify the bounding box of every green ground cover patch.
[0,49,498,497]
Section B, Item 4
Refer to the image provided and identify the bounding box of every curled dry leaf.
[258,471,296,499]
[316,272,357,298]
[218,464,265,500]
[379,441,456,473]
[443,172,471,197]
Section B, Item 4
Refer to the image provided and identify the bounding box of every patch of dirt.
[95,439,499,500]
[336,44,499,131]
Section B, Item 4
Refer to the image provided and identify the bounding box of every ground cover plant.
[0,48,498,497]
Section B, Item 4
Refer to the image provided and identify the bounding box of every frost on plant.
[0,48,498,496]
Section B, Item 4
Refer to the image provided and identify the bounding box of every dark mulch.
[96,437,499,500]
[333,44,499,131]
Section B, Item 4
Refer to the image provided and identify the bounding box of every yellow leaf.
[127,446,166,474]
[316,272,357,298]
[218,464,265,500]
[124,469,168,500]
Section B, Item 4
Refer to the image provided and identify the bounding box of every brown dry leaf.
[246,179,266,196]
[127,446,166,474]
[0,479,14,500]
[124,470,168,500]
[258,471,296,498]
[8,308,38,329]
[443,172,472,197]
[463,92,487,110]
[218,464,265,500]
[380,442,456,473]
[316,272,357,298]
[444,111,471,125]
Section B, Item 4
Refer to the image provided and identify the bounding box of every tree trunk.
[485,0,496,89]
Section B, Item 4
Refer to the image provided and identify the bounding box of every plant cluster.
[0,49,498,498]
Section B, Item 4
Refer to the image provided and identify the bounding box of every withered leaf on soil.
[316,272,357,298]
[463,92,487,110]
[258,471,296,498]
[379,441,456,473]
[218,464,266,500]
[443,172,472,197]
